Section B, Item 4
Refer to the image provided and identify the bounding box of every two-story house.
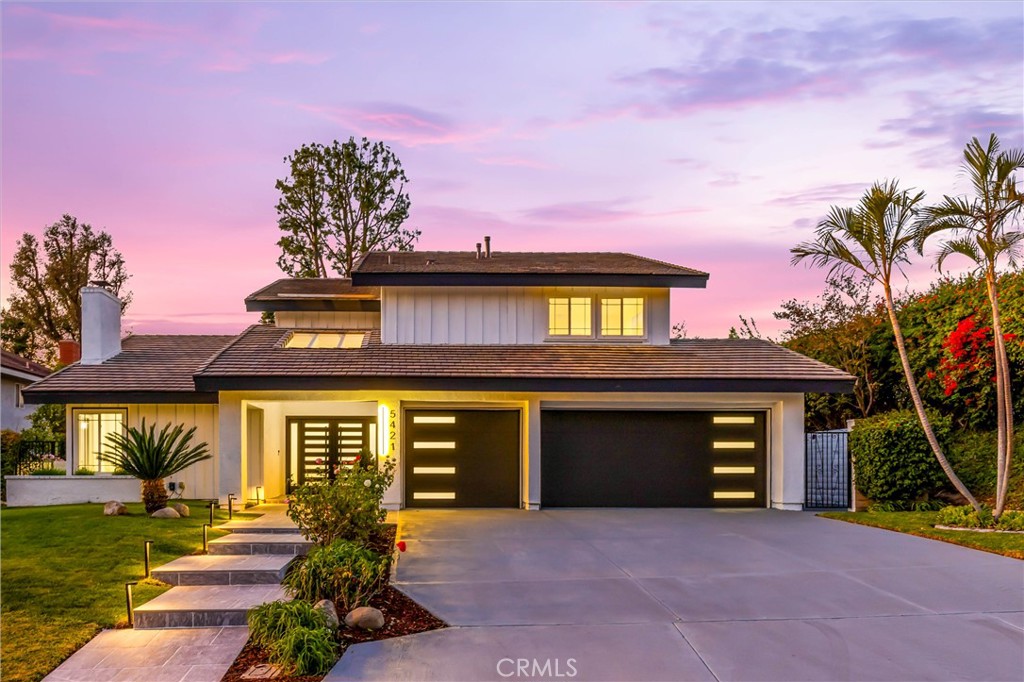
[24,247,853,510]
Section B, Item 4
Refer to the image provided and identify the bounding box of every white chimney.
[80,285,122,364]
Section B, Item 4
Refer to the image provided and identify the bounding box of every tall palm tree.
[100,419,212,513]
[792,180,981,511]
[916,134,1023,519]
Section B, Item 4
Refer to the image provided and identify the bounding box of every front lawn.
[0,500,249,682]
[820,511,1024,560]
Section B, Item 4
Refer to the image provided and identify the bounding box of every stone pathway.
[44,504,304,682]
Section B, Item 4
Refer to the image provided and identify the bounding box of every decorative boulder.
[103,500,127,516]
[172,503,190,517]
[314,599,339,630]
[344,606,385,630]
[151,507,181,519]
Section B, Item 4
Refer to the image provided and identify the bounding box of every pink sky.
[2,1,1021,339]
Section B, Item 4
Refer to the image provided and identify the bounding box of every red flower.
[315,458,323,465]
[397,541,407,553]
[926,371,937,380]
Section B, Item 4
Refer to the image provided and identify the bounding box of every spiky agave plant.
[100,419,212,513]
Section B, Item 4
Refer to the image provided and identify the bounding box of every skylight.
[285,332,365,349]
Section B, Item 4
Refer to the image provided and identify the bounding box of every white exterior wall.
[222,390,806,511]
[381,286,671,345]
[66,403,220,499]
[1,376,34,431]
[275,311,380,330]
[5,475,140,507]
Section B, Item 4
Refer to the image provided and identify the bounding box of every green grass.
[820,511,1024,560]
[0,500,256,682]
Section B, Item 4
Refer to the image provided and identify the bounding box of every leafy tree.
[791,180,982,512]
[776,275,884,427]
[3,214,131,364]
[915,134,1023,518]
[275,137,419,278]
[100,420,211,513]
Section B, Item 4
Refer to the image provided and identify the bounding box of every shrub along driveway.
[329,509,1023,682]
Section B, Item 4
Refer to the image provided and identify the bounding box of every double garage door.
[404,409,766,508]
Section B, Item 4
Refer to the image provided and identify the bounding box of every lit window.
[548,298,592,336]
[600,298,644,336]
[76,410,125,473]
[285,332,364,349]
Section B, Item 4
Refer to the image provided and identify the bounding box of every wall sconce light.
[143,540,153,579]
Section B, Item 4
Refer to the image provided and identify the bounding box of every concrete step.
[134,585,288,629]
[151,554,296,586]
[216,518,297,534]
[208,533,312,556]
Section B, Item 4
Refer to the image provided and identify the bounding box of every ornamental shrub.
[73,467,95,476]
[286,450,396,545]
[937,505,1024,530]
[284,539,390,612]
[851,410,951,504]
[247,600,336,675]
[28,468,66,476]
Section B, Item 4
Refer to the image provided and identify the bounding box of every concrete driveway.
[328,509,1024,682]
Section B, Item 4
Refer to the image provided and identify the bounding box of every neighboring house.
[1,350,51,432]
[25,247,854,508]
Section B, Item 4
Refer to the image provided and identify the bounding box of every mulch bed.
[220,524,446,682]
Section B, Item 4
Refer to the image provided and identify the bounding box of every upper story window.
[285,332,365,349]
[548,295,645,339]
[75,409,125,473]
[548,298,592,336]
[601,298,645,336]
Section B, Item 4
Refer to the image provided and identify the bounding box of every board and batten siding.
[275,311,381,330]
[381,286,671,345]
[66,404,219,499]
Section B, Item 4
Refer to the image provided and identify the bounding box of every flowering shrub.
[286,450,396,546]
[283,539,390,611]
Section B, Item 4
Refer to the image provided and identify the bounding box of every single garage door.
[404,409,520,508]
[541,410,766,507]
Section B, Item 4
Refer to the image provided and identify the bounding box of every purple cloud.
[768,182,867,208]
[294,102,498,147]
[523,200,706,224]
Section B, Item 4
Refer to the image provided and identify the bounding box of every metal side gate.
[805,430,850,509]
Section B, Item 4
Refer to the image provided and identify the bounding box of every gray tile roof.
[23,334,236,403]
[193,326,854,393]
[355,251,709,277]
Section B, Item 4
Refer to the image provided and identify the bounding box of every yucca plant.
[99,419,212,513]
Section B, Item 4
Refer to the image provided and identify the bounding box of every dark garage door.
[541,410,766,507]
[405,409,520,508]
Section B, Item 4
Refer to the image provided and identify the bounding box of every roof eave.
[23,389,219,405]
[244,299,382,312]
[193,374,853,394]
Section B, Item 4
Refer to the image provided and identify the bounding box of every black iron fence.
[805,430,850,509]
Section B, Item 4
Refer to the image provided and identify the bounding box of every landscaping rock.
[172,503,190,517]
[150,507,181,519]
[344,606,385,630]
[314,599,339,629]
[103,500,127,516]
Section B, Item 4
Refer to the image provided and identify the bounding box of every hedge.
[851,410,951,504]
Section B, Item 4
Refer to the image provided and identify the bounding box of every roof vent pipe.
[484,235,491,258]
[475,243,482,259]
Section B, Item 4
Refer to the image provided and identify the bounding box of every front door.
[286,417,375,491]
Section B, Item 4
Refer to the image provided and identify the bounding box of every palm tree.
[792,180,982,511]
[100,419,212,513]
[915,134,1023,519]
